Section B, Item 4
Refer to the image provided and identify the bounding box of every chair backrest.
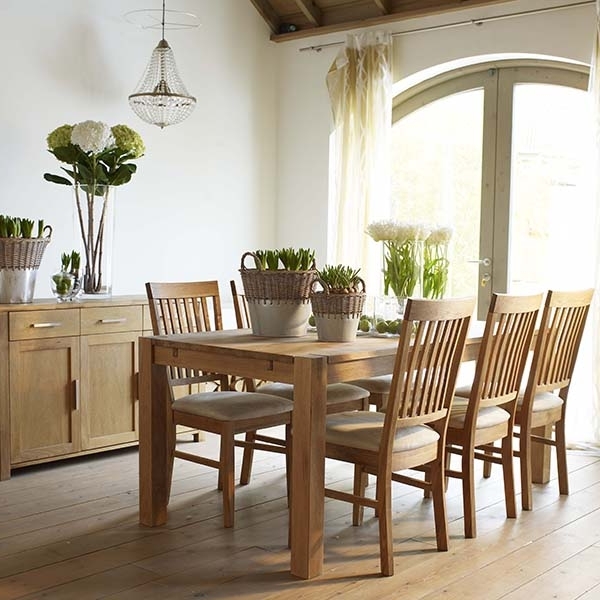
[523,288,593,402]
[382,297,475,454]
[145,280,225,388]
[146,280,223,334]
[468,293,542,415]
[230,280,251,329]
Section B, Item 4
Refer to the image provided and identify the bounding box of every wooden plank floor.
[1,429,599,600]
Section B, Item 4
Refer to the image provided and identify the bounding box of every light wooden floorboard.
[0,430,598,600]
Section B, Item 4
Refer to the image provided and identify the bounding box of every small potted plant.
[51,250,81,302]
[239,247,317,337]
[0,215,52,303]
[310,264,366,342]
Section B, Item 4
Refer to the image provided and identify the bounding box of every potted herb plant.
[310,264,366,342]
[0,215,52,303]
[239,247,317,337]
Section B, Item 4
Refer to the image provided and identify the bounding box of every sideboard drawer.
[9,309,80,340]
[81,306,143,335]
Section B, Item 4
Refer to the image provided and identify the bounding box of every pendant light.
[128,0,196,128]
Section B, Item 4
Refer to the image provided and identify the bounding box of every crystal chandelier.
[128,0,196,129]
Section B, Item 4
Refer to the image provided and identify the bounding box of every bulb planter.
[0,229,52,304]
[239,251,317,337]
[310,277,366,342]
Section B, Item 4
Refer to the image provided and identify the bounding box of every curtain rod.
[298,0,595,53]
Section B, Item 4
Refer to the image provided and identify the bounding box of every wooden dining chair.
[515,288,593,511]
[145,280,294,527]
[448,293,542,538]
[323,297,474,576]
[229,279,371,484]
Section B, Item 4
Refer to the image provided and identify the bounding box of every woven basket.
[310,277,366,318]
[239,251,317,304]
[0,236,51,270]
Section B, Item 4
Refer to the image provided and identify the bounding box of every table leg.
[290,356,327,579]
[139,337,170,526]
[531,424,553,484]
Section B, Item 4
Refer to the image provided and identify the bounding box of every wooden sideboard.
[0,296,151,480]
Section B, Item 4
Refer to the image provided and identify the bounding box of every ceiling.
[248,0,518,42]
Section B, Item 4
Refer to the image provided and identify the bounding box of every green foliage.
[317,264,362,293]
[252,248,315,271]
[0,214,50,239]
[58,250,81,275]
[383,240,422,298]
[44,123,144,189]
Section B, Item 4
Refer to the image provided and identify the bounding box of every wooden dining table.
[137,328,547,580]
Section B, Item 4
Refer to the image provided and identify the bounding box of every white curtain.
[588,0,600,447]
[326,31,392,293]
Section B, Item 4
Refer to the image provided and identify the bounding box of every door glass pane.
[391,89,484,305]
[509,82,594,442]
[509,83,595,293]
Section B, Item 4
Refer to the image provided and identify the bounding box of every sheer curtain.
[326,31,392,292]
[588,0,600,447]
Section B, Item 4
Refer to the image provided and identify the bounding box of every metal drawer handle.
[99,318,127,324]
[31,322,62,328]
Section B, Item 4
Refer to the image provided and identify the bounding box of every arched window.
[391,59,593,319]
[390,58,595,441]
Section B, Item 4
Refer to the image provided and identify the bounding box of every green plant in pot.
[310,264,366,342]
[51,250,81,302]
[0,215,52,303]
[240,247,317,337]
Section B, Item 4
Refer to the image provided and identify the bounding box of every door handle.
[468,257,491,267]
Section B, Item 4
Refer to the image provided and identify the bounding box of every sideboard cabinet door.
[10,337,81,464]
[80,331,139,450]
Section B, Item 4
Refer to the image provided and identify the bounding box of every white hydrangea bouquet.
[366,220,452,299]
[44,120,145,294]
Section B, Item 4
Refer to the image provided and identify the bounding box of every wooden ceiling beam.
[373,0,392,15]
[294,0,322,26]
[269,0,515,42]
[248,0,281,34]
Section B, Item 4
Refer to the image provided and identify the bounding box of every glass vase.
[51,270,76,302]
[73,183,114,296]
[423,242,450,299]
[382,239,424,299]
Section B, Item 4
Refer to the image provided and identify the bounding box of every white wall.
[0,0,278,302]
[1,0,597,304]
[275,0,597,265]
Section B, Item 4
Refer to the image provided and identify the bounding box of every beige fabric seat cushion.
[172,391,293,421]
[257,382,369,404]
[454,385,471,398]
[517,391,564,413]
[448,397,510,430]
[325,410,439,452]
[347,374,393,394]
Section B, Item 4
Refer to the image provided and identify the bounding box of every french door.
[391,60,592,319]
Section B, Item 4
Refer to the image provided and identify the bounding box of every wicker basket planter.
[310,277,366,342]
[0,234,51,303]
[239,251,317,337]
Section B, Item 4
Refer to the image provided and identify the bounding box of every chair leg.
[352,464,368,526]
[220,427,236,528]
[519,425,534,511]
[444,448,451,492]
[483,442,494,478]
[430,458,449,551]
[462,448,477,538]
[376,473,394,577]
[555,418,569,496]
[501,434,517,519]
[166,421,177,502]
[239,431,257,486]
[285,424,292,507]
